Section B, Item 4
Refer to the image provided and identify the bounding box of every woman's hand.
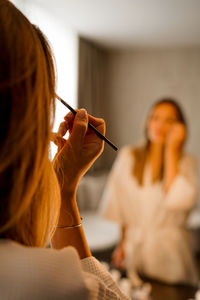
[166,122,186,151]
[164,123,186,192]
[51,109,105,195]
[112,243,125,269]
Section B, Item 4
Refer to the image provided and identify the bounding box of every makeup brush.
[56,95,118,151]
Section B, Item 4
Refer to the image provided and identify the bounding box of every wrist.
[58,189,81,227]
[55,171,79,196]
[60,183,78,199]
[53,161,81,195]
[165,143,182,154]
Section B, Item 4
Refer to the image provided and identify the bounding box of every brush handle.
[56,95,118,151]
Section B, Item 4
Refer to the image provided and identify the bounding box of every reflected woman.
[101,99,198,286]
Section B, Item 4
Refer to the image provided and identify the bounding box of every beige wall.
[102,49,200,179]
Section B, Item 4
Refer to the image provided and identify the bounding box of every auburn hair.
[0,0,60,246]
[133,98,187,186]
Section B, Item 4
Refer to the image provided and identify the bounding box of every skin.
[51,109,105,259]
[147,103,186,191]
[112,103,187,271]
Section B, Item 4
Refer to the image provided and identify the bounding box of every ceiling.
[28,0,200,49]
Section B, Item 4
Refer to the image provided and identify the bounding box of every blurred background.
[12,1,200,299]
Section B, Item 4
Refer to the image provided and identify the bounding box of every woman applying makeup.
[101,99,198,286]
[0,1,129,299]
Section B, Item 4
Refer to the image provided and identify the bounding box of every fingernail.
[78,109,87,119]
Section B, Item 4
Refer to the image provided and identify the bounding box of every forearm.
[164,147,180,192]
[51,189,91,259]
[121,225,126,243]
[51,109,105,259]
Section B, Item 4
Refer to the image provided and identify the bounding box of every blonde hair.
[0,0,60,246]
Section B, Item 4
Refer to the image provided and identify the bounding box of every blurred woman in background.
[0,1,129,299]
[101,99,198,286]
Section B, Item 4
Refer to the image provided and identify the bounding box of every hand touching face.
[147,103,186,148]
[166,122,186,150]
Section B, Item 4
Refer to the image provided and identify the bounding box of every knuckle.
[76,119,87,127]
[100,118,105,123]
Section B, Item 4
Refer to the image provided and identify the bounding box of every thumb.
[69,109,88,148]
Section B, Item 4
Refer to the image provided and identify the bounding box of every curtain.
[78,37,107,171]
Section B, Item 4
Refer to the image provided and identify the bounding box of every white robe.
[0,239,129,300]
[101,146,198,286]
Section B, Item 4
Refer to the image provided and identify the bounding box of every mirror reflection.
[2,1,200,300]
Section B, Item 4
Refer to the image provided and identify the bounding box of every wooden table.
[147,280,197,300]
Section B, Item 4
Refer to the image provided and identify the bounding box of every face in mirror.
[147,103,179,145]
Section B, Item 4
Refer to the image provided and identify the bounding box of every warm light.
[12,0,78,159]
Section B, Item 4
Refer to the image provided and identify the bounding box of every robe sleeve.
[165,155,198,211]
[81,256,130,300]
[0,241,130,300]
